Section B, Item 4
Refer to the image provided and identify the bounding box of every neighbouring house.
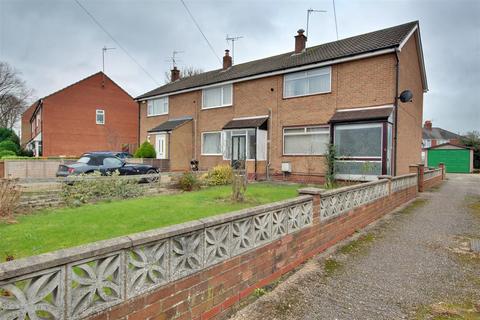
[422,120,462,148]
[136,21,427,182]
[21,72,138,157]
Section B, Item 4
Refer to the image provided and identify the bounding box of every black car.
[56,152,158,182]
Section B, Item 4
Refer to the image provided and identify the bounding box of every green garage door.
[427,149,470,173]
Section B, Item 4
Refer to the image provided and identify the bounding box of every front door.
[155,134,167,159]
[231,135,246,169]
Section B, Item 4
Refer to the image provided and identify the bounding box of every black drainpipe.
[394,50,400,176]
[137,101,141,149]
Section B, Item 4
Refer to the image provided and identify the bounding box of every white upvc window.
[283,66,331,98]
[201,131,222,155]
[96,109,105,125]
[147,97,169,116]
[202,84,232,109]
[283,126,330,155]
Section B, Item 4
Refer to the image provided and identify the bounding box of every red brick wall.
[423,174,442,190]
[40,72,138,157]
[92,183,418,320]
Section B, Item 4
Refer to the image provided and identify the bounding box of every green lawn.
[1,183,301,260]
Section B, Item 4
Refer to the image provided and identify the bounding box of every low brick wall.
[0,173,424,320]
[423,168,443,190]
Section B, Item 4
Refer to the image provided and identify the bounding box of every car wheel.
[145,169,159,183]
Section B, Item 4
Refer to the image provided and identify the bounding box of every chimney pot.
[170,66,180,82]
[424,120,432,130]
[294,29,307,53]
[223,49,232,70]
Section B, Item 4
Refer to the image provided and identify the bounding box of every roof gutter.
[136,47,397,101]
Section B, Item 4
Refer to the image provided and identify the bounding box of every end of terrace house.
[136,21,428,183]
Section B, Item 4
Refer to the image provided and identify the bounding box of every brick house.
[136,21,427,182]
[422,120,462,148]
[21,72,138,157]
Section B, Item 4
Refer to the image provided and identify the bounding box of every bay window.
[334,123,384,178]
[283,126,330,155]
[284,67,331,98]
[147,97,169,116]
[202,132,222,155]
[202,84,232,109]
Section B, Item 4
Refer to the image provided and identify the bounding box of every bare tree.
[164,66,204,83]
[0,62,32,129]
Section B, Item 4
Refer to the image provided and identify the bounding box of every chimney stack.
[295,29,307,53]
[424,120,432,130]
[223,50,232,70]
[171,66,180,82]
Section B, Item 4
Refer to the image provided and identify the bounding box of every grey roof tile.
[137,21,418,99]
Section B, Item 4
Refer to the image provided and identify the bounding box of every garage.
[426,143,473,173]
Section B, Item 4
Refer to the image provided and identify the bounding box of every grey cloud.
[1,0,479,133]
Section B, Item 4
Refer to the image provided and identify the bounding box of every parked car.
[114,152,134,159]
[56,152,158,182]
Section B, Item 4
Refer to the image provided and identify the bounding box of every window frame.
[201,131,223,156]
[333,122,383,160]
[147,97,169,117]
[96,109,105,125]
[282,125,330,156]
[283,66,332,99]
[202,84,233,109]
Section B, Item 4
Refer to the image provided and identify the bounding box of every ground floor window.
[283,126,329,155]
[334,122,391,179]
[202,132,222,155]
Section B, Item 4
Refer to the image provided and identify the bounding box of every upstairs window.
[96,109,105,125]
[202,84,232,109]
[147,97,169,116]
[283,126,330,155]
[284,67,331,98]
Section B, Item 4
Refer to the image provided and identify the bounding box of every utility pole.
[226,34,243,64]
[102,46,115,87]
[306,8,327,41]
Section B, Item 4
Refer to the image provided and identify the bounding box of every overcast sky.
[1,0,479,134]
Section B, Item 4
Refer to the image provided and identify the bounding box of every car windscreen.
[77,156,91,164]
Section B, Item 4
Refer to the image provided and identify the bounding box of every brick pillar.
[439,162,445,180]
[378,175,392,196]
[418,163,425,192]
[298,187,323,224]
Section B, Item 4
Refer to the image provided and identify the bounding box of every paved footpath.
[230,174,480,320]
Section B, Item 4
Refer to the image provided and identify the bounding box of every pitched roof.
[425,142,471,150]
[147,117,193,133]
[422,127,462,140]
[223,116,268,130]
[329,106,393,123]
[27,71,134,122]
[137,21,420,100]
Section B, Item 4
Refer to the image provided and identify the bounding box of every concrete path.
[230,174,480,320]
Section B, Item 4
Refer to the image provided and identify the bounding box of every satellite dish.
[399,90,413,103]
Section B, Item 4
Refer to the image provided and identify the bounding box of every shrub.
[177,172,200,191]
[207,164,233,186]
[0,150,16,159]
[0,179,21,222]
[134,141,156,158]
[0,128,20,146]
[61,171,144,206]
[0,140,19,155]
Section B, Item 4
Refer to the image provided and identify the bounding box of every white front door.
[155,134,167,159]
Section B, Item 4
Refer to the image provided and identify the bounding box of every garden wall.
[0,172,427,320]
[3,159,77,179]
